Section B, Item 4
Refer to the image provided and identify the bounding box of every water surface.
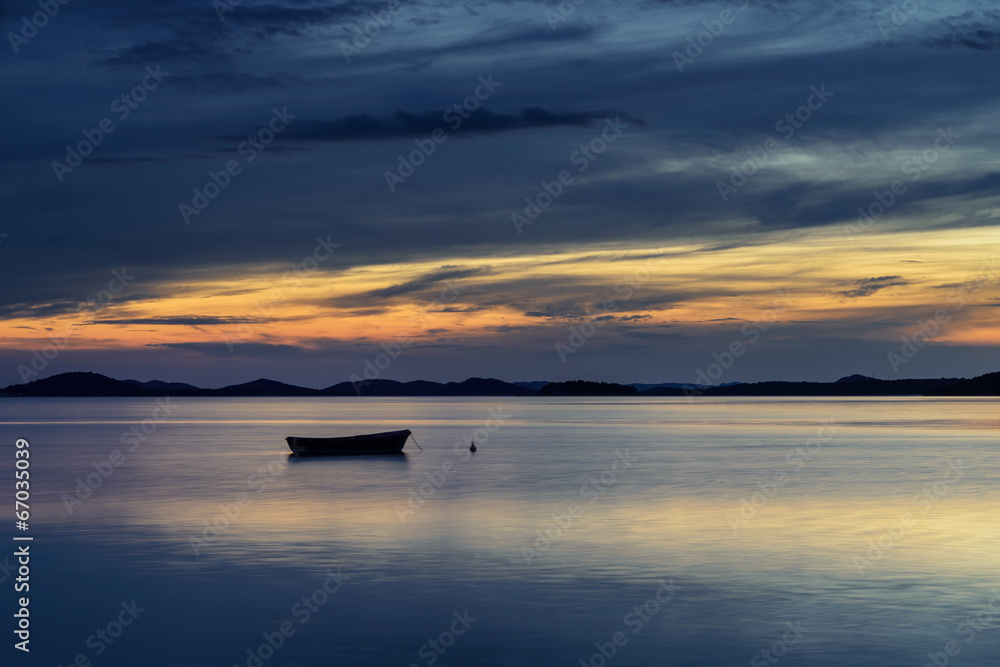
[4,397,998,666]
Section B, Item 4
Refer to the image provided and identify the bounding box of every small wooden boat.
[286,429,412,454]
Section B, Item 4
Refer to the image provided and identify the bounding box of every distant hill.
[540,381,638,396]
[325,379,417,396]
[0,373,538,398]
[690,378,965,396]
[215,378,320,396]
[631,382,739,392]
[640,385,690,396]
[3,372,150,397]
[513,381,551,391]
[1,371,997,397]
[323,377,535,396]
[439,378,537,396]
[836,374,878,383]
[124,379,202,392]
[926,371,1000,396]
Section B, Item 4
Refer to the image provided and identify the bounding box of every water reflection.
[5,397,999,666]
[286,451,412,463]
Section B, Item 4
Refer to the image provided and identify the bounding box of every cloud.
[100,37,223,66]
[0,300,85,319]
[522,299,590,319]
[836,276,908,298]
[278,107,647,143]
[223,2,369,35]
[369,265,488,298]
[331,265,491,307]
[925,29,1000,50]
[88,316,263,326]
[94,1,374,66]
[520,293,675,320]
[601,314,653,322]
[409,23,606,58]
[170,72,303,92]
[429,306,489,313]
[0,293,161,319]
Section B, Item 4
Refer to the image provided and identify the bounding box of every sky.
[1,0,999,388]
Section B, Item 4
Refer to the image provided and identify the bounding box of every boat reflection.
[287,450,411,463]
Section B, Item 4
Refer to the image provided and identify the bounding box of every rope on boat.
[409,433,424,452]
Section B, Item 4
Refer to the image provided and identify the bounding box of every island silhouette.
[1,371,997,397]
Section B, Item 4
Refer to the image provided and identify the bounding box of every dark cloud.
[0,300,82,319]
[522,299,590,319]
[0,293,161,319]
[520,291,676,320]
[413,23,606,58]
[223,2,370,35]
[100,38,224,66]
[333,265,491,306]
[925,29,1000,50]
[837,276,908,298]
[93,1,377,66]
[429,306,489,313]
[602,314,653,322]
[170,72,303,93]
[88,316,262,326]
[275,107,646,143]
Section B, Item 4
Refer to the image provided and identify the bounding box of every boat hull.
[286,429,411,454]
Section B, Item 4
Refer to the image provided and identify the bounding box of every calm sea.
[3,397,998,666]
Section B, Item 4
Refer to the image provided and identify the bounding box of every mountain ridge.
[2,371,997,397]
